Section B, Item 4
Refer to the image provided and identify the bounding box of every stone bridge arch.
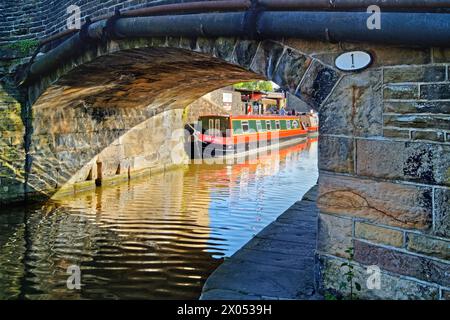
[24,36,339,199]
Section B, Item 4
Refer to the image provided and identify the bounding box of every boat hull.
[199,132,309,159]
[308,126,319,137]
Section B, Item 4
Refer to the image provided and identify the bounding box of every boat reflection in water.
[0,139,318,300]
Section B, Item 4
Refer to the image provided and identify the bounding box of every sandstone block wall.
[314,45,450,300]
[0,49,29,204]
[185,87,244,124]
[31,105,187,200]
[0,80,26,203]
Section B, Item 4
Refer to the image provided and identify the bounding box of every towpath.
[200,186,321,300]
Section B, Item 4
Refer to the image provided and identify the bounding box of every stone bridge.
[0,0,449,299]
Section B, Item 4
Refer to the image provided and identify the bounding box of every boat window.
[286,120,291,129]
[209,119,214,131]
[276,120,281,130]
[266,120,271,131]
[232,120,242,133]
[256,120,263,132]
[214,119,221,136]
[242,121,249,132]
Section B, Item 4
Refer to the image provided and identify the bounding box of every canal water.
[0,139,318,300]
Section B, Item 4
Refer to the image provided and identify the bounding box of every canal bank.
[200,185,321,300]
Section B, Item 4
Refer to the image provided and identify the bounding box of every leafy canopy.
[233,81,273,92]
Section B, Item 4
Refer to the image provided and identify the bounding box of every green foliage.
[324,292,337,300]
[339,247,362,300]
[233,81,273,92]
[6,39,39,54]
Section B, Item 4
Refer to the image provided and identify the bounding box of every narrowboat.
[192,115,311,158]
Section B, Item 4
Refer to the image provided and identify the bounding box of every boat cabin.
[199,115,304,137]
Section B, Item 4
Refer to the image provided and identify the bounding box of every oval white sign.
[335,51,372,72]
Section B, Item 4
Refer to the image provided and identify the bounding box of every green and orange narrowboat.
[193,115,316,157]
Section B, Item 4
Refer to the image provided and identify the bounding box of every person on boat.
[280,107,286,116]
[267,106,276,114]
[253,103,259,115]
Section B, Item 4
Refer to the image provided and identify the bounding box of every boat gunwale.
[198,115,306,120]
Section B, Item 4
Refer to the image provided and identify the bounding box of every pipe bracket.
[105,8,124,40]
[244,0,264,39]
[79,17,96,44]
[324,28,334,43]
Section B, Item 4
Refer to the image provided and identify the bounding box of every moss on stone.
[2,39,39,55]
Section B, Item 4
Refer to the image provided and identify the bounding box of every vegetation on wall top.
[233,81,274,92]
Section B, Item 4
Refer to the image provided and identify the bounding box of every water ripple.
[0,140,317,299]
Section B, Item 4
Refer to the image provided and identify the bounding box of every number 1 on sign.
[335,51,372,72]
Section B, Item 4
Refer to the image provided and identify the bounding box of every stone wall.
[207,87,244,115]
[287,92,312,113]
[0,0,46,45]
[0,48,30,204]
[0,0,210,45]
[185,87,244,124]
[0,76,26,203]
[31,105,187,200]
[309,42,450,299]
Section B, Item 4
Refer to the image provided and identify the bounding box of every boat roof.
[199,115,302,120]
[198,115,230,119]
[231,115,301,120]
